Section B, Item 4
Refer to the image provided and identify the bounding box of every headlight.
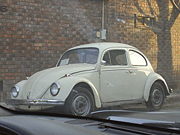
[50,83,60,96]
[11,86,20,98]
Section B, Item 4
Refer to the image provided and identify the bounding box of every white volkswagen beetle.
[7,42,172,116]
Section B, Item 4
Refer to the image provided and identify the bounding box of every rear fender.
[144,73,169,101]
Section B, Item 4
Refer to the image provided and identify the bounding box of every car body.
[6,42,172,116]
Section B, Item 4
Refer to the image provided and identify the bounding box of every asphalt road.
[91,95,180,122]
[91,93,180,122]
[91,104,180,122]
[0,102,180,123]
[0,93,180,122]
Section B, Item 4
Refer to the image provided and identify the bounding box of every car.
[6,42,172,116]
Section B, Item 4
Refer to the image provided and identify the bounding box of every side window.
[109,50,127,65]
[103,51,111,65]
[129,50,147,66]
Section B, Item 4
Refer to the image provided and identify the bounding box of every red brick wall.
[0,0,102,98]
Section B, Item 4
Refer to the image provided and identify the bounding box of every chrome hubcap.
[152,89,163,106]
[72,95,90,116]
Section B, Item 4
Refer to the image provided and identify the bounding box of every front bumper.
[5,99,65,111]
[6,99,64,106]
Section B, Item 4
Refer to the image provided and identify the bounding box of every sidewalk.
[165,91,180,105]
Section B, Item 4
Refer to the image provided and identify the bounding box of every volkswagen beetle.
[7,42,172,116]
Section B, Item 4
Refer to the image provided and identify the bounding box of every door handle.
[125,70,134,74]
[129,70,134,74]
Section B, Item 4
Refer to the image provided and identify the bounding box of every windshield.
[58,48,99,66]
[0,0,180,130]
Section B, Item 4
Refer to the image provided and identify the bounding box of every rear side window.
[129,50,147,66]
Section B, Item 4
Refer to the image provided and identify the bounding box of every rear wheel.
[146,82,165,111]
[65,87,94,116]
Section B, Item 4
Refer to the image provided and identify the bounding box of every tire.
[146,82,165,111]
[65,87,94,116]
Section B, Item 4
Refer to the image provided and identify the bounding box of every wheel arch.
[144,73,170,101]
[72,82,101,108]
[54,76,101,108]
[73,82,94,95]
[154,80,169,96]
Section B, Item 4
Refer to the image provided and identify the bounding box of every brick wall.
[0,0,102,99]
[105,0,180,88]
[0,0,179,100]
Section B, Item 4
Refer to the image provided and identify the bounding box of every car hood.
[21,64,96,99]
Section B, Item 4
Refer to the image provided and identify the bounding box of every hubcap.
[152,89,163,106]
[72,95,90,116]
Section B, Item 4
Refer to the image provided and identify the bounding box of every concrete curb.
[165,93,180,105]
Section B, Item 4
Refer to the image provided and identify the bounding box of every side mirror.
[101,60,107,65]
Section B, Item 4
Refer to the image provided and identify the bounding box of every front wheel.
[65,87,94,116]
[146,82,165,111]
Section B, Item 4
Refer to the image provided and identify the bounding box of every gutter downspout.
[96,0,106,40]
[102,0,105,30]
[100,0,107,40]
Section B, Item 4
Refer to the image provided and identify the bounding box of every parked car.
[6,42,172,116]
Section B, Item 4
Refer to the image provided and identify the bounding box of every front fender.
[144,72,169,101]
[11,80,27,99]
[43,76,101,108]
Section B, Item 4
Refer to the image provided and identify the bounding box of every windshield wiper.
[98,122,180,135]
[107,116,180,130]
[99,122,156,135]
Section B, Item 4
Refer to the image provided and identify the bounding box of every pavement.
[90,91,180,122]
[165,91,180,104]
[0,90,180,122]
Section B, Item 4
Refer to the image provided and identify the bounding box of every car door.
[100,49,132,103]
[127,50,150,99]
